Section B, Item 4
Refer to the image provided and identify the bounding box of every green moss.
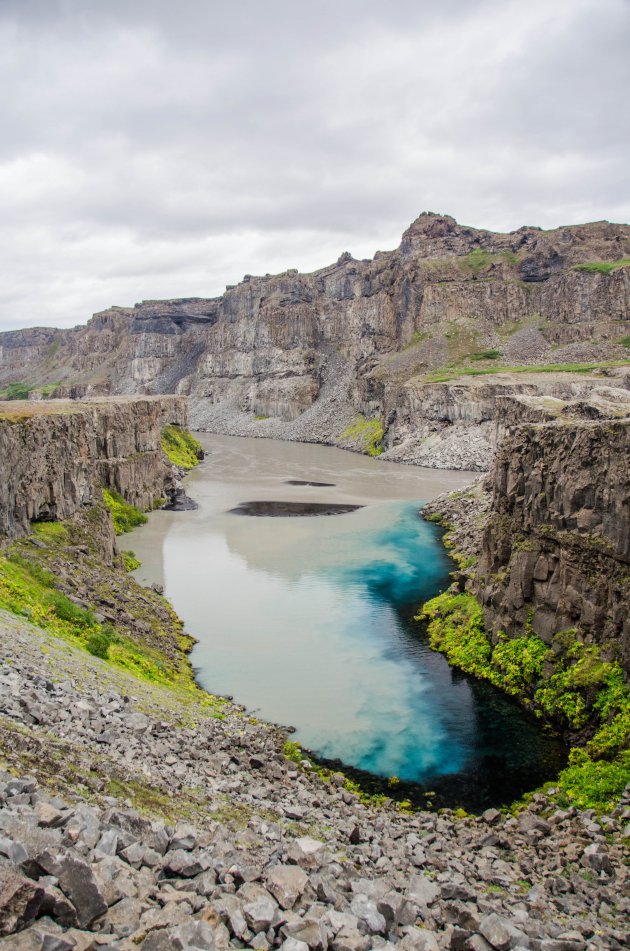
[618,335,630,348]
[161,425,203,470]
[121,550,141,572]
[102,489,148,535]
[416,592,630,812]
[574,258,630,275]
[254,414,270,421]
[340,414,384,456]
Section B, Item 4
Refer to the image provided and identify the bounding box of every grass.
[618,335,630,349]
[424,359,630,384]
[102,489,148,535]
[0,552,172,684]
[417,592,630,812]
[574,258,630,275]
[161,425,203,470]
[459,249,519,275]
[340,415,384,456]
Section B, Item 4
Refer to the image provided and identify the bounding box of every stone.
[266,865,309,909]
[35,850,108,927]
[349,895,387,935]
[0,859,45,935]
[242,892,279,932]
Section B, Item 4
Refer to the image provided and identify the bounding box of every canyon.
[1,213,629,470]
[0,214,628,948]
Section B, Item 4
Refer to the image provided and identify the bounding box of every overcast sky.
[1,0,628,331]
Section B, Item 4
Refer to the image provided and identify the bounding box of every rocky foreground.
[0,610,628,951]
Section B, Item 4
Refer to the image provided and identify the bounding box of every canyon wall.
[0,397,187,539]
[1,214,629,468]
[477,419,630,671]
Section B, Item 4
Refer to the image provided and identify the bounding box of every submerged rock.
[228,500,363,517]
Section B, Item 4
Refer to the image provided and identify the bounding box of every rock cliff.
[1,213,629,468]
[0,397,187,539]
[424,407,630,674]
[477,418,630,672]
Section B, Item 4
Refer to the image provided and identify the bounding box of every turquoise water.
[132,434,566,809]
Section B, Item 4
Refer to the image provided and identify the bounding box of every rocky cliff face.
[1,213,629,468]
[474,419,630,671]
[0,397,187,539]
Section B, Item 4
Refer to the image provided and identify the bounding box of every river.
[130,434,566,809]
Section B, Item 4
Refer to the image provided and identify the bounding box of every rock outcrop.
[0,397,187,539]
[423,409,630,674]
[477,418,630,672]
[1,214,629,468]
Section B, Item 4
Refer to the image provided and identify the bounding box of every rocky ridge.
[2,214,630,469]
[0,610,628,951]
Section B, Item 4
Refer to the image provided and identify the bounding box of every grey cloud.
[0,0,628,329]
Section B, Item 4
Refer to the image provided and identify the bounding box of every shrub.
[5,382,31,400]
[122,550,141,572]
[86,630,111,659]
[102,489,148,535]
[161,425,203,469]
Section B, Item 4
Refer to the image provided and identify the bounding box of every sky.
[0,0,628,331]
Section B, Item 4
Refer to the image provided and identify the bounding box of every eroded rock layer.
[0,397,186,538]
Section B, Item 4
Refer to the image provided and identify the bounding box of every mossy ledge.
[417,592,629,812]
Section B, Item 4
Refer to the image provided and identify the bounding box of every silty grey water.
[131,434,566,808]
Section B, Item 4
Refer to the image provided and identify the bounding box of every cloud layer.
[1,0,628,329]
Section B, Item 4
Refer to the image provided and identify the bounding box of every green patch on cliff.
[417,592,630,812]
[0,381,61,400]
[458,249,519,275]
[102,489,148,535]
[424,359,630,383]
[574,258,630,275]
[340,415,384,456]
[121,550,141,572]
[161,425,203,470]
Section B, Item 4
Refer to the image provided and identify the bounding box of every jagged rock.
[266,865,309,909]
[0,858,45,935]
[35,851,108,928]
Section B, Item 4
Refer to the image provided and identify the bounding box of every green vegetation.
[340,415,384,456]
[0,552,165,683]
[102,489,148,535]
[4,382,31,400]
[161,425,203,470]
[469,349,502,361]
[459,249,518,275]
[417,592,630,812]
[424,359,630,384]
[619,335,630,348]
[254,414,270,421]
[0,381,61,400]
[574,258,630,275]
[121,550,141,572]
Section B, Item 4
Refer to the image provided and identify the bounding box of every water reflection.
[131,434,566,808]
